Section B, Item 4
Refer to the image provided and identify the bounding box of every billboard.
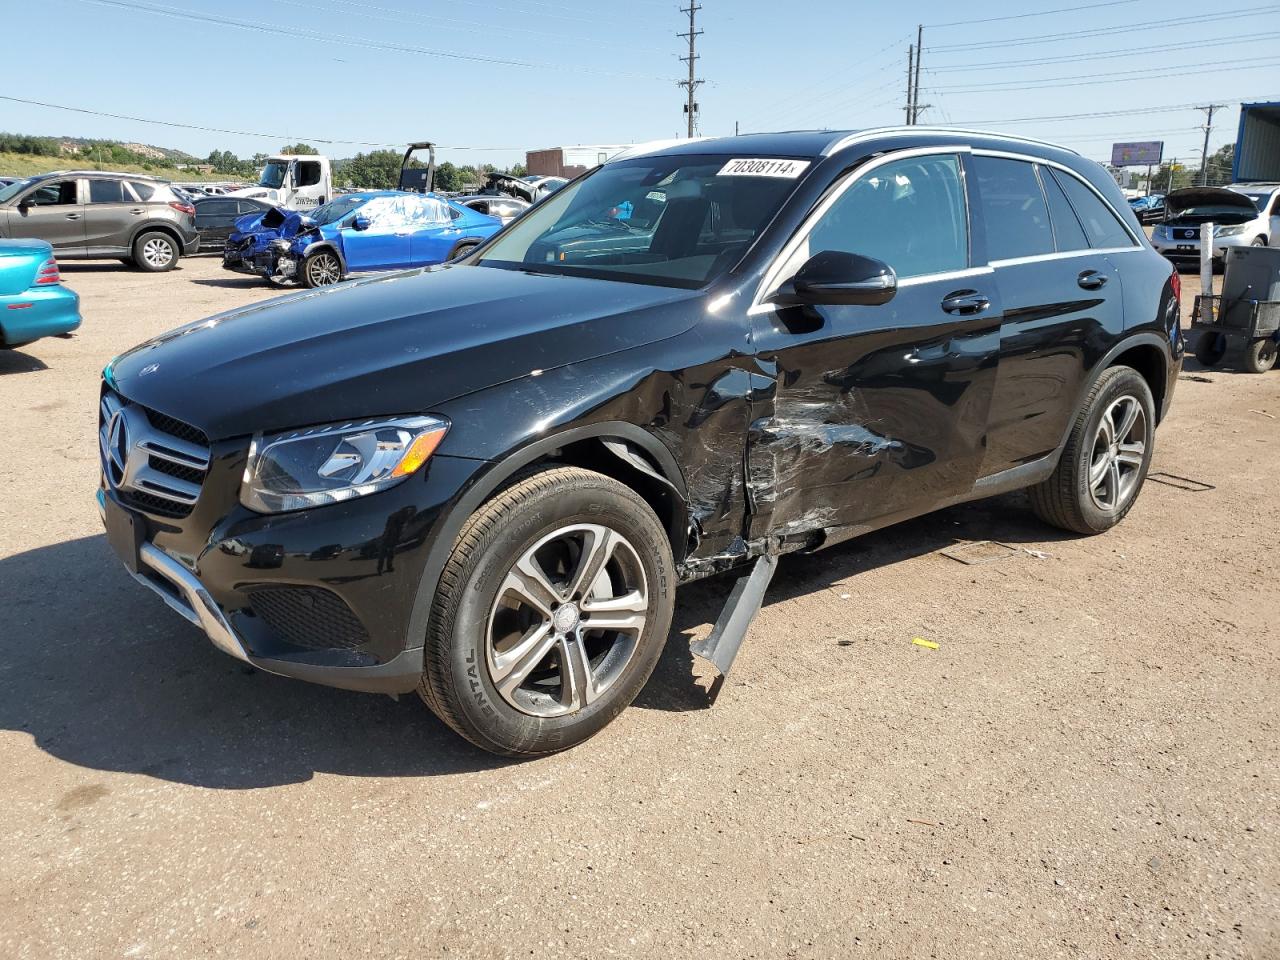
[1111,141,1164,166]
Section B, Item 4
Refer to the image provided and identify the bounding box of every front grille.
[1176,228,1198,241]
[99,389,211,519]
[247,587,371,650]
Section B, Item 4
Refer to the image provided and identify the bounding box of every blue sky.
[3,0,1278,170]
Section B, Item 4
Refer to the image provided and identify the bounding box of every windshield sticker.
[717,158,811,178]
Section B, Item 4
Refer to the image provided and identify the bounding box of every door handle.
[130,208,144,215]
[64,213,81,220]
[1078,270,1108,290]
[940,289,990,315]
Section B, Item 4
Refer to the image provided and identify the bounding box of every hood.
[106,265,700,441]
[0,238,52,296]
[1165,187,1260,217]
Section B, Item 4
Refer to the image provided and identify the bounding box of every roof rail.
[822,126,1081,157]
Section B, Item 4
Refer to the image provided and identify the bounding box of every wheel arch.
[128,221,185,257]
[300,239,347,274]
[403,422,690,654]
[1107,336,1172,424]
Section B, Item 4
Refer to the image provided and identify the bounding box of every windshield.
[475,155,804,288]
[0,179,31,204]
[259,160,288,189]
[310,195,369,225]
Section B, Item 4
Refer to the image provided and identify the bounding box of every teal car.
[0,239,81,348]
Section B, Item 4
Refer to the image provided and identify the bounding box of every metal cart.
[1190,245,1280,374]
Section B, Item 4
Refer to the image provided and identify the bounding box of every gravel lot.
[1,255,1276,959]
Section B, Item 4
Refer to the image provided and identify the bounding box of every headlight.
[1215,224,1248,237]
[240,416,449,514]
[1153,225,1168,239]
[271,238,292,251]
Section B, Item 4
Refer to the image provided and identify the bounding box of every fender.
[402,421,689,654]
[126,219,186,252]
[1066,329,1175,443]
[299,239,347,273]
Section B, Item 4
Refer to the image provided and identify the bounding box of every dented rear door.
[746,150,1002,538]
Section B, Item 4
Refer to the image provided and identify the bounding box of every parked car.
[0,238,80,348]
[222,190,501,287]
[0,177,24,189]
[193,196,275,251]
[1128,193,1165,224]
[457,194,529,223]
[0,171,198,271]
[1151,184,1280,267]
[97,129,1181,756]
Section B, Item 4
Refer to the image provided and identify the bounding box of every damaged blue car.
[222,191,502,287]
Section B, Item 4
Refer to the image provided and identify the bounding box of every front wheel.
[1029,365,1156,535]
[418,466,675,756]
[300,249,343,287]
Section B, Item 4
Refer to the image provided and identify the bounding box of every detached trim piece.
[690,554,778,699]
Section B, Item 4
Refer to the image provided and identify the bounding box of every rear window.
[89,179,125,203]
[1039,167,1090,253]
[129,181,157,201]
[971,156,1054,261]
[1051,170,1135,249]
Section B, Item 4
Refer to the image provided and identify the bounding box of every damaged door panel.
[746,151,1002,540]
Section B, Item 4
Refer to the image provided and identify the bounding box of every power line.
[929,55,1280,93]
[0,95,524,151]
[678,3,704,137]
[951,98,1261,125]
[929,0,1139,29]
[929,5,1280,52]
[62,0,675,81]
[928,31,1280,72]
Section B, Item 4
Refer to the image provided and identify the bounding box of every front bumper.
[97,444,486,695]
[0,284,81,347]
[1151,232,1256,260]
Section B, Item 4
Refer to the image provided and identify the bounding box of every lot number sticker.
[717,158,810,178]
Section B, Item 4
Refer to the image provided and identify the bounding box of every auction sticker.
[717,158,810,178]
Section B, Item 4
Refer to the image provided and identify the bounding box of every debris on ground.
[912,637,939,650]
[939,540,1020,565]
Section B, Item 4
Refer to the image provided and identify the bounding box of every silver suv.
[0,171,199,272]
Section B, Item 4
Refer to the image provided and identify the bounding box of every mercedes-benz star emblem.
[107,410,130,484]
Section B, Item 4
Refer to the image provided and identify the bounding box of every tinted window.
[805,153,968,279]
[295,161,322,188]
[972,156,1053,261]
[1038,166,1090,252]
[88,179,125,203]
[129,181,156,201]
[1051,170,1134,248]
[199,199,238,217]
[237,200,266,215]
[28,180,77,206]
[466,199,490,215]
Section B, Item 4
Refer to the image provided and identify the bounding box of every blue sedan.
[0,238,81,348]
[222,191,502,287]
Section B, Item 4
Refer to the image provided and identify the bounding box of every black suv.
[98,129,1182,755]
[0,171,198,271]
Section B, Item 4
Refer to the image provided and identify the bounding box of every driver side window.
[803,154,968,279]
[28,180,78,206]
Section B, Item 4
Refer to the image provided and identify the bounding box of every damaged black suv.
[98,129,1182,755]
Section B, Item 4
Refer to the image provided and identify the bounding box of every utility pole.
[678,3,704,138]
[1196,104,1225,185]
[905,45,915,124]
[912,24,924,124]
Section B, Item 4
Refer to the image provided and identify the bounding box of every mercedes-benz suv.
[97,128,1182,756]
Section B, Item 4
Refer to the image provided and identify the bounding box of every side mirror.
[352,215,371,231]
[767,251,897,307]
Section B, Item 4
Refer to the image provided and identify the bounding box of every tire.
[446,241,479,262]
[1251,237,1266,247]
[418,466,675,756]
[1029,365,1156,535]
[300,249,343,287]
[132,231,178,272]
[1242,337,1278,374]
[1193,331,1226,368]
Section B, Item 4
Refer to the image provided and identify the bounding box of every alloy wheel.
[307,254,341,285]
[142,237,174,268]
[485,523,648,718]
[1087,395,1147,511]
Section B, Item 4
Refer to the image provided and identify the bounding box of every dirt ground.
[0,255,1276,959]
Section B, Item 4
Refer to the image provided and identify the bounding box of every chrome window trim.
[750,145,975,316]
[822,126,1079,158]
[972,148,1142,248]
[988,246,1143,268]
[898,266,994,288]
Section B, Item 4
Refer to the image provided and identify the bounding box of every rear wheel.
[132,232,178,272]
[1029,365,1155,535]
[1193,331,1226,367]
[1243,337,1278,374]
[446,241,479,262]
[418,466,675,756]
[301,249,343,287]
